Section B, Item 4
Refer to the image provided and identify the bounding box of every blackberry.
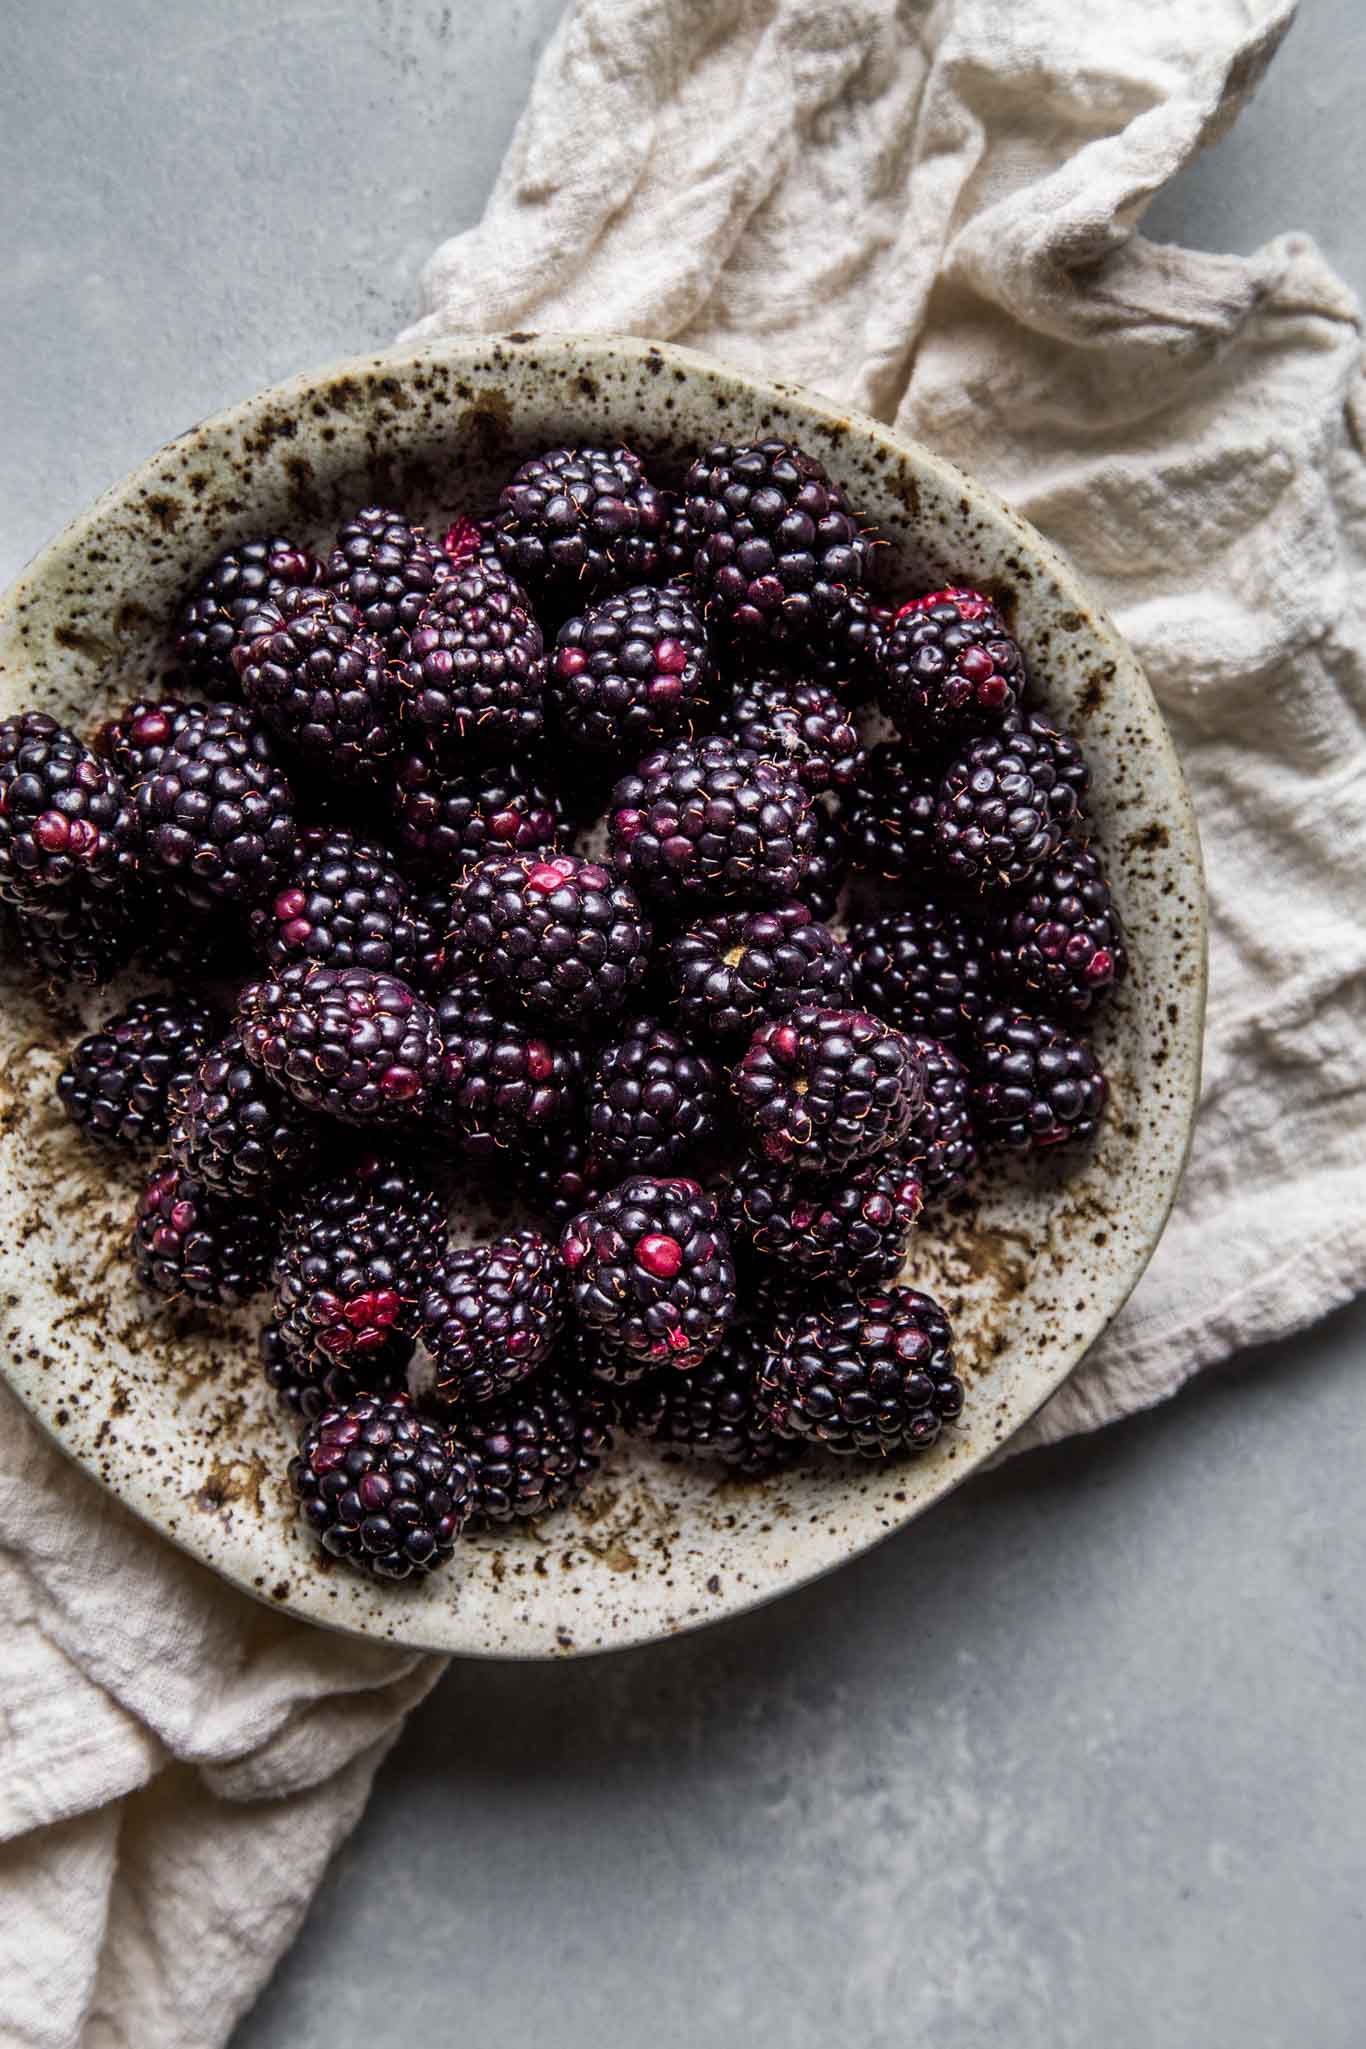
[237,966,442,1126]
[94,697,207,785]
[1006,709,1092,816]
[233,591,396,785]
[418,1230,564,1408]
[799,587,893,696]
[168,1030,323,1197]
[660,902,853,1050]
[733,1007,924,1175]
[461,1369,612,1523]
[0,712,140,911]
[934,729,1078,891]
[684,439,872,651]
[396,562,546,758]
[906,1037,978,1201]
[880,588,1026,743]
[988,839,1124,1020]
[494,444,666,603]
[58,993,221,1149]
[608,737,815,911]
[390,750,564,877]
[260,1321,406,1425]
[136,701,296,909]
[273,1160,446,1370]
[585,1015,720,1177]
[132,1160,274,1306]
[290,1393,473,1581]
[517,1128,597,1228]
[432,978,582,1162]
[248,828,418,980]
[447,853,651,1028]
[757,1287,963,1458]
[844,742,938,880]
[971,1007,1108,1151]
[716,671,864,793]
[721,1152,923,1287]
[551,584,713,755]
[9,888,140,988]
[846,900,988,1053]
[174,535,318,688]
[797,800,848,922]
[560,1175,736,1377]
[615,1320,801,1478]
[323,506,452,657]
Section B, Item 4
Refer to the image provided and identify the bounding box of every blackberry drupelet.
[716,670,864,793]
[757,1287,963,1458]
[136,701,296,909]
[971,1007,1108,1150]
[796,800,848,922]
[684,439,872,650]
[494,444,666,603]
[432,977,583,1160]
[390,750,564,876]
[660,901,853,1050]
[906,1036,978,1201]
[169,1030,323,1197]
[58,993,221,1149]
[460,1368,613,1523]
[95,698,207,785]
[447,852,651,1028]
[248,827,418,980]
[0,713,140,911]
[880,588,1026,743]
[551,583,713,755]
[441,516,505,576]
[585,1014,720,1177]
[273,1160,446,1371]
[396,562,546,758]
[844,742,938,881]
[560,1175,736,1377]
[846,899,988,1053]
[733,1007,924,1175]
[988,838,1124,1019]
[608,737,815,911]
[935,728,1079,891]
[132,1160,274,1306]
[1006,709,1092,817]
[238,965,443,1126]
[721,1151,923,1287]
[174,535,318,688]
[615,1319,802,1478]
[290,1393,473,1581]
[323,506,451,657]
[233,590,396,785]
[418,1230,564,1408]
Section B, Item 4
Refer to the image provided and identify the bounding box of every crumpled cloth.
[8,5,1366,2048]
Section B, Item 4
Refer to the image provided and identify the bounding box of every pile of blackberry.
[20,432,1124,1588]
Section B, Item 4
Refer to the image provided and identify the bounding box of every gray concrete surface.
[3,4,1364,2046]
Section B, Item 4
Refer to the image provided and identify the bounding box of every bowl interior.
[0,334,1205,1657]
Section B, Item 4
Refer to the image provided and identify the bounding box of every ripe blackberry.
[233,591,396,785]
[615,1320,802,1478]
[136,701,296,909]
[988,838,1125,1020]
[585,1015,720,1177]
[608,737,815,911]
[1006,709,1092,816]
[560,1175,736,1378]
[323,506,451,657]
[248,828,418,980]
[880,588,1026,742]
[716,671,864,793]
[0,712,140,911]
[132,1160,274,1306]
[733,1007,924,1175]
[721,1151,923,1287]
[290,1393,473,1581]
[844,742,938,880]
[757,1287,963,1458]
[971,1007,1108,1151]
[551,583,713,755]
[174,535,318,688]
[798,587,893,696]
[935,728,1079,891]
[432,978,582,1162]
[94,697,207,785]
[238,966,442,1126]
[906,1037,978,1201]
[168,1030,323,1197]
[684,439,872,650]
[494,444,666,603]
[846,900,988,1053]
[660,902,853,1050]
[390,750,564,877]
[396,562,546,758]
[797,800,848,922]
[8,888,140,988]
[58,993,221,1149]
[418,1230,564,1408]
[273,1160,446,1371]
[461,1369,612,1523]
[447,852,651,1028]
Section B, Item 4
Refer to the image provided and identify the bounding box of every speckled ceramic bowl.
[0,333,1204,1658]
